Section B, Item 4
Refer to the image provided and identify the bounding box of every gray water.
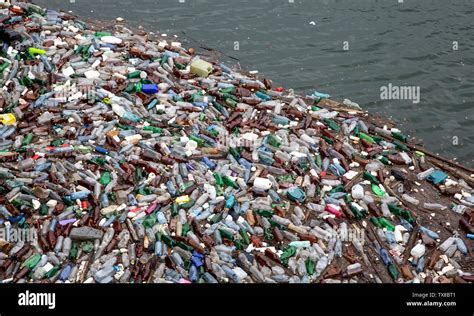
[35,0,474,167]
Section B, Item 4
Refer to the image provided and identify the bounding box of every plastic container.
[410,243,426,259]
[190,59,213,77]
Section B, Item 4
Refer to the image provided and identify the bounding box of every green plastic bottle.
[181,223,191,236]
[143,126,163,134]
[359,132,375,144]
[378,156,390,165]
[177,241,193,252]
[213,172,224,186]
[218,229,234,241]
[280,246,296,264]
[306,258,315,275]
[371,184,385,197]
[0,60,11,74]
[267,134,281,148]
[379,218,395,231]
[22,254,42,270]
[264,228,274,241]
[223,176,239,189]
[392,132,408,142]
[22,133,33,146]
[143,215,157,228]
[161,234,175,247]
[388,263,399,280]
[314,154,322,167]
[190,135,206,147]
[387,204,402,216]
[100,171,111,185]
[394,141,409,152]
[225,98,237,108]
[69,243,78,260]
[45,265,61,278]
[95,31,112,37]
[350,204,365,219]
[255,209,274,218]
[127,70,141,79]
[324,119,340,132]
[370,217,382,228]
[363,171,380,184]
[239,229,250,245]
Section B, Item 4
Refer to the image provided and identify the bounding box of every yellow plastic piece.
[190,59,213,78]
[28,47,46,55]
[0,113,16,125]
[175,195,190,205]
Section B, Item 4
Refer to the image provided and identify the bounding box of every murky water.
[35,0,474,166]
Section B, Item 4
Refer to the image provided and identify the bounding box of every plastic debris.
[0,1,472,285]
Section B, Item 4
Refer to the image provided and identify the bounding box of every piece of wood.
[402,226,419,264]
[371,127,474,175]
[343,171,362,191]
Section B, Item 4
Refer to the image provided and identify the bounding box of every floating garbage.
[0,113,16,125]
[0,1,473,284]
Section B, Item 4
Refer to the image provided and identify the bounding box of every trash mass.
[0,1,473,284]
